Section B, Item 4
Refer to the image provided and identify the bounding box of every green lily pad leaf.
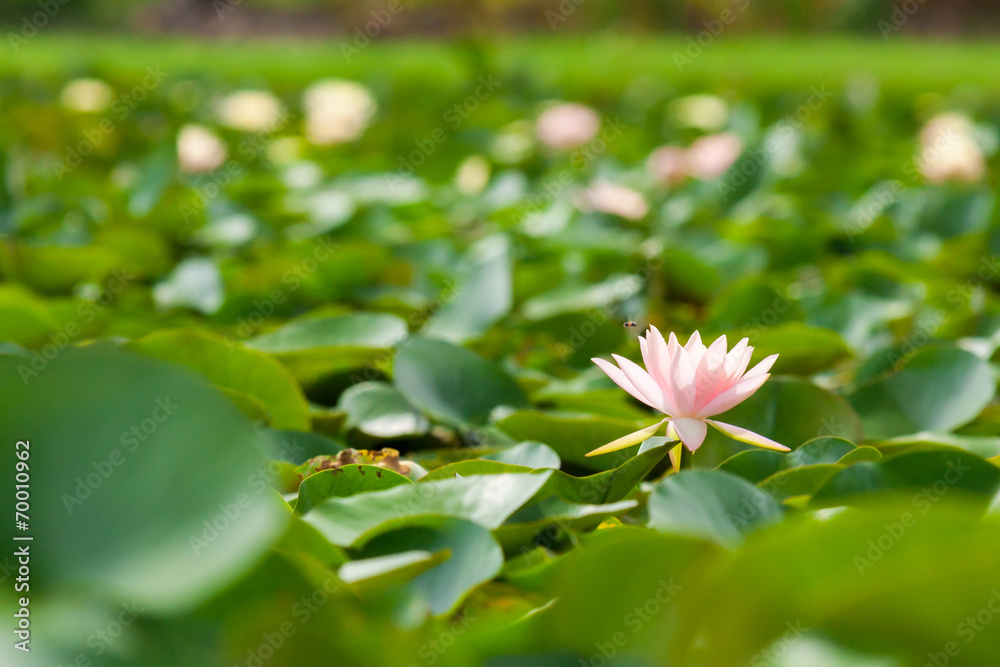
[420,460,532,482]
[482,441,561,469]
[130,328,311,431]
[758,464,843,502]
[357,517,504,616]
[294,465,412,514]
[248,313,409,385]
[875,433,1000,460]
[338,549,450,587]
[302,472,551,547]
[538,444,670,504]
[811,450,1000,510]
[0,347,287,613]
[708,280,804,331]
[422,234,512,343]
[747,323,851,375]
[496,410,651,471]
[518,527,710,658]
[393,337,528,427]
[521,274,643,321]
[669,506,1000,667]
[837,446,883,465]
[647,469,783,547]
[849,345,996,439]
[494,497,638,549]
[717,437,858,484]
[701,378,863,465]
[338,381,429,439]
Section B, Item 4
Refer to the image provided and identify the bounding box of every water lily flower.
[686,132,743,180]
[587,328,789,457]
[303,79,377,145]
[216,90,285,132]
[535,103,601,151]
[917,113,986,184]
[576,181,649,220]
[177,124,227,173]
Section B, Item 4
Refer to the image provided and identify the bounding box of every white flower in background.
[153,257,224,314]
[60,78,114,113]
[303,79,377,145]
[686,132,743,180]
[216,90,284,132]
[647,145,688,186]
[536,103,601,151]
[577,181,649,220]
[177,124,227,173]
[918,113,986,184]
[455,155,491,195]
[671,94,729,131]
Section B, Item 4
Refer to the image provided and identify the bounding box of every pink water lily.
[587,328,789,457]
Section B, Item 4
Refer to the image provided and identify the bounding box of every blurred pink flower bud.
[536,103,601,151]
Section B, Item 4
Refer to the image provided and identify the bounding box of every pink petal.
[612,354,666,412]
[707,420,789,451]
[645,327,680,415]
[742,353,778,379]
[671,417,708,452]
[685,331,706,366]
[670,345,697,416]
[694,372,770,418]
[723,338,750,377]
[592,357,659,411]
[585,418,669,457]
[695,335,729,404]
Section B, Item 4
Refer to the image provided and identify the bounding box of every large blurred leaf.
[0,347,287,613]
[393,337,528,427]
[669,507,1000,666]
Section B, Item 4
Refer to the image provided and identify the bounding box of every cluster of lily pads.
[1,53,1000,667]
